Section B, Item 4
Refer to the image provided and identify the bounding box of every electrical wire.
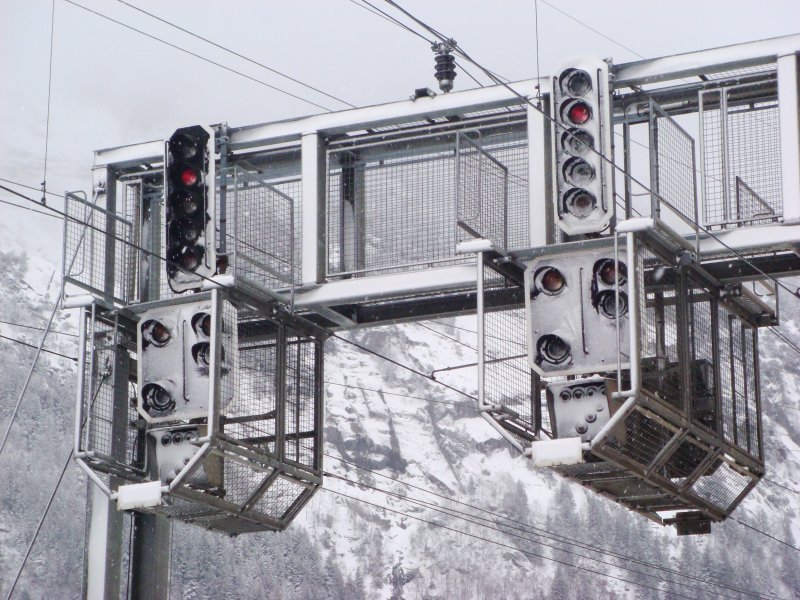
[3,372,109,600]
[379,0,800,308]
[730,517,800,553]
[0,197,59,219]
[325,470,774,600]
[0,333,77,362]
[0,319,78,338]
[0,176,63,199]
[320,450,776,598]
[63,0,335,112]
[113,0,357,109]
[323,487,710,600]
[324,380,476,409]
[41,0,56,204]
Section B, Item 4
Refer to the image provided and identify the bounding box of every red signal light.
[566,101,591,125]
[181,167,199,187]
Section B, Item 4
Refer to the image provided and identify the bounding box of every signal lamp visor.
[562,100,592,125]
[561,128,594,157]
[562,157,595,186]
[170,133,201,160]
[534,266,566,296]
[170,190,201,217]
[171,163,200,187]
[563,188,597,219]
[175,246,204,271]
[596,259,628,286]
[560,69,592,97]
[142,383,176,415]
[141,319,171,347]
[536,334,571,365]
[192,312,212,338]
[597,290,629,319]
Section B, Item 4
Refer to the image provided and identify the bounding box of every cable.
[763,477,800,495]
[329,332,477,401]
[325,471,772,600]
[3,372,109,600]
[0,176,63,199]
[320,450,778,600]
[63,0,335,112]
[538,0,645,60]
[0,319,78,338]
[324,487,705,600]
[0,333,77,362]
[113,0,357,109]
[0,197,59,220]
[767,326,800,356]
[325,380,476,408]
[381,0,800,308]
[730,517,800,553]
[41,0,56,204]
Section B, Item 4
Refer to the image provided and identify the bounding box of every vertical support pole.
[476,252,485,410]
[129,515,171,600]
[275,322,287,462]
[314,337,325,473]
[720,89,731,224]
[623,122,632,220]
[752,328,764,462]
[778,52,800,222]
[698,90,708,227]
[301,132,326,284]
[710,295,724,441]
[101,167,118,302]
[339,152,365,273]
[677,269,692,417]
[648,101,660,219]
[528,96,550,247]
[83,321,128,600]
[217,124,229,254]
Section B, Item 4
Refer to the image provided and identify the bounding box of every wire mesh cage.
[326,111,528,278]
[74,290,324,533]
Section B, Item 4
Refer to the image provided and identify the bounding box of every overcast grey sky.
[1,0,798,263]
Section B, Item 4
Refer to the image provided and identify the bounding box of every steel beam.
[615,34,800,86]
[778,52,800,222]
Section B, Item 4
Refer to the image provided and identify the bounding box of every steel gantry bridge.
[60,33,800,597]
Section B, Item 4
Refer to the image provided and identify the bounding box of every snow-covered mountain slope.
[2,248,800,599]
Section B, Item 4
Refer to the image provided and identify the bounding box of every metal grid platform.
[74,291,324,533]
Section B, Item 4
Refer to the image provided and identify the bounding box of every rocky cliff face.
[1,247,800,599]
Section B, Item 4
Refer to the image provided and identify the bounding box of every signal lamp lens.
[561,69,592,97]
[141,383,176,416]
[176,246,203,271]
[171,190,200,216]
[160,434,172,446]
[191,312,212,337]
[181,167,199,187]
[563,100,592,125]
[171,432,184,445]
[573,388,585,400]
[596,259,628,286]
[561,128,594,157]
[192,342,211,367]
[563,189,597,218]
[559,389,572,401]
[563,157,595,186]
[597,290,629,319]
[535,267,566,295]
[142,319,171,347]
[537,334,571,366]
[170,133,201,160]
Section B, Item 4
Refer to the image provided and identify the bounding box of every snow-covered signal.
[551,59,613,235]
[136,299,233,424]
[524,247,630,377]
[165,125,216,292]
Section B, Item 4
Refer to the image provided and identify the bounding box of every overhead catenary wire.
[0,333,77,362]
[325,470,775,600]
[320,450,777,599]
[113,0,357,109]
[324,487,710,600]
[41,0,56,204]
[63,0,336,112]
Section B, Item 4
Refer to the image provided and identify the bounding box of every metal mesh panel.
[700,86,782,227]
[639,248,682,411]
[232,167,297,290]
[221,457,270,507]
[63,192,134,304]
[327,118,528,277]
[650,101,698,228]
[252,475,308,520]
[456,132,509,249]
[690,459,755,512]
[480,259,534,447]
[602,407,676,468]
[284,337,319,469]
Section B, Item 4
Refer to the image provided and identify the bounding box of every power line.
[325,380,476,408]
[380,0,800,310]
[63,0,335,112]
[326,470,772,600]
[113,0,357,109]
[41,0,57,204]
[730,517,800,553]
[0,197,59,220]
[321,451,778,599]
[0,176,63,199]
[324,486,707,600]
[0,333,77,362]
[0,319,78,338]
